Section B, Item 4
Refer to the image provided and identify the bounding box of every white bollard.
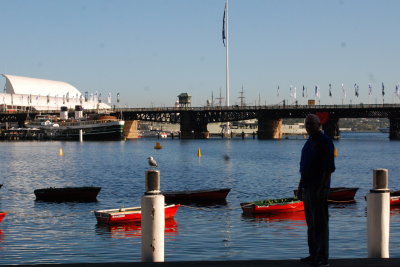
[141,170,165,262]
[79,129,83,142]
[367,168,390,258]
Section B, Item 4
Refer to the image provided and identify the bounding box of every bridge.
[1,103,400,139]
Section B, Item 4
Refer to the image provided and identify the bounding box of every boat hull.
[163,188,230,204]
[391,196,400,206]
[294,187,358,203]
[47,123,124,141]
[34,186,101,202]
[0,212,6,222]
[26,117,125,141]
[241,197,304,215]
[94,204,180,225]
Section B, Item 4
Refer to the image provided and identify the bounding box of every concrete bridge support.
[124,120,140,139]
[257,117,282,139]
[389,118,400,140]
[322,117,340,140]
[179,112,209,139]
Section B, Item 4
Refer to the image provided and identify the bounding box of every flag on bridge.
[382,82,385,96]
[302,86,305,97]
[368,84,372,96]
[277,86,280,97]
[315,85,320,99]
[329,84,332,97]
[396,85,399,97]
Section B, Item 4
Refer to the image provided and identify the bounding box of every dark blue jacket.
[299,131,335,188]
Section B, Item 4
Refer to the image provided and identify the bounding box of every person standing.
[297,114,335,267]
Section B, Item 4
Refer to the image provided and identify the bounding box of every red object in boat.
[0,212,6,222]
[163,188,230,204]
[240,197,304,215]
[94,204,180,225]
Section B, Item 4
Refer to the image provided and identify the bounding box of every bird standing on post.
[147,156,158,168]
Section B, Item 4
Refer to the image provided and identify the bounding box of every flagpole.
[226,0,230,108]
[223,0,231,136]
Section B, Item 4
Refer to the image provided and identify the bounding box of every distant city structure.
[0,74,111,111]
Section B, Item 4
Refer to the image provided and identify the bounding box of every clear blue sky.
[1,0,400,107]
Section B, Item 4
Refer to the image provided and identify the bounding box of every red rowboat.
[163,188,230,204]
[34,186,101,202]
[294,187,359,203]
[390,191,400,206]
[328,187,359,203]
[391,196,400,206]
[240,197,304,215]
[0,212,6,222]
[94,204,180,225]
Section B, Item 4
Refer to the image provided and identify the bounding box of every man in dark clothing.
[297,114,335,267]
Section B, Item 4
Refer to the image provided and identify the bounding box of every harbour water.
[1,132,400,264]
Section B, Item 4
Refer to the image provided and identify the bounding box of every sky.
[1,0,400,107]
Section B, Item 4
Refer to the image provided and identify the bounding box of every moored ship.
[25,106,125,141]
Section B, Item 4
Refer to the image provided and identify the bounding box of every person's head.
[305,114,320,136]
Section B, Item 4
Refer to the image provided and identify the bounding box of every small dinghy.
[163,188,230,204]
[34,186,101,202]
[94,204,180,225]
[240,197,304,215]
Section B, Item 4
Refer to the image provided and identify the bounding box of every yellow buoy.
[334,148,338,157]
[154,142,162,149]
[59,147,63,156]
[197,147,202,157]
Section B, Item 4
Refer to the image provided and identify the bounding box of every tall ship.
[25,105,125,141]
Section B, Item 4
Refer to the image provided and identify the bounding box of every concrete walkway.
[9,258,400,267]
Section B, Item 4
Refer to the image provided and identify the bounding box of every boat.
[163,188,231,204]
[240,197,304,215]
[391,190,400,206]
[0,212,6,222]
[159,132,168,138]
[25,106,125,141]
[34,186,101,202]
[94,204,180,225]
[294,187,359,203]
[378,127,389,133]
[328,187,358,203]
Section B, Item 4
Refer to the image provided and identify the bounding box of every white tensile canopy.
[2,74,81,97]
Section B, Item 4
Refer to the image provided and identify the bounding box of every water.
[1,132,400,264]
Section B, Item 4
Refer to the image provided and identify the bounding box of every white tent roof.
[2,74,82,97]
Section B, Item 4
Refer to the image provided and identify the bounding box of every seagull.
[147,156,158,168]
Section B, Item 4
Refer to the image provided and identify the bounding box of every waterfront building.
[0,74,111,111]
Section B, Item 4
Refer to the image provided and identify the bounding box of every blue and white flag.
[368,84,372,96]
[222,2,227,47]
[315,85,320,99]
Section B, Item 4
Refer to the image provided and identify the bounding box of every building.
[1,74,111,111]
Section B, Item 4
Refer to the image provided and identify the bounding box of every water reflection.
[95,218,179,239]
[242,211,306,223]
